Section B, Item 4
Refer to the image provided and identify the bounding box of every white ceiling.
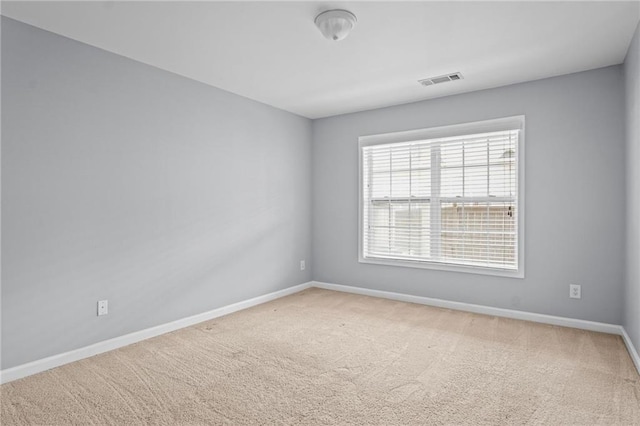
[2,1,639,119]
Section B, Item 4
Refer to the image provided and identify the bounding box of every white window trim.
[358,116,525,278]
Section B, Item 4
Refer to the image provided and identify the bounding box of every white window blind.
[361,120,522,273]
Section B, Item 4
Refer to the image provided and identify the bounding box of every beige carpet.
[1,288,639,425]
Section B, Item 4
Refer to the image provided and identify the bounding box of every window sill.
[359,256,524,278]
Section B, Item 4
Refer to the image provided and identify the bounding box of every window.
[359,116,524,277]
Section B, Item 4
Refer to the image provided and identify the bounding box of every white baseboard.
[311,281,640,375]
[311,281,621,334]
[0,281,313,385]
[621,327,640,375]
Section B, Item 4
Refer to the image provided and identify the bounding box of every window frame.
[358,116,525,278]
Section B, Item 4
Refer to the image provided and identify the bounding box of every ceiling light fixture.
[314,9,357,41]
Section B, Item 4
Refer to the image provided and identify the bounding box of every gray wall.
[312,66,626,325]
[1,18,312,369]
[624,23,640,352]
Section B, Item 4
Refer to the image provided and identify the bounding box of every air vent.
[418,72,463,87]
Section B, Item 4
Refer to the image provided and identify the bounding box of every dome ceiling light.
[314,9,357,41]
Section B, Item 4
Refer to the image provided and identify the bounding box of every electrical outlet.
[300,260,305,271]
[98,300,109,316]
[569,284,581,299]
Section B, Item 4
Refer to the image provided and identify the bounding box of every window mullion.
[366,150,373,256]
[388,149,392,254]
[430,143,441,259]
[486,139,490,266]
[409,146,413,256]
[461,141,466,263]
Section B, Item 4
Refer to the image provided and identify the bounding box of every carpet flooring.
[1,288,639,425]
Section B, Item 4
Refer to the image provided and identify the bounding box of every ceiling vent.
[418,72,463,87]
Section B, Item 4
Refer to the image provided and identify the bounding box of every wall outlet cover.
[98,300,109,316]
[569,284,581,299]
